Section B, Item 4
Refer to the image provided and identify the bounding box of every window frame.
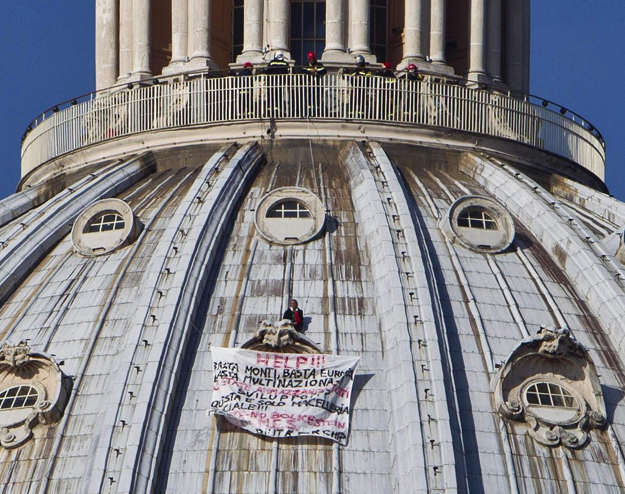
[525,381,578,409]
[84,211,126,234]
[266,200,312,219]
[290,0,326,65]
[457,207,499,230]
[0,385,40,411]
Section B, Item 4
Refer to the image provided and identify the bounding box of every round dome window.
[255,187,325,245]
[442,196,515,253]
[72,198,141,256]
[523,380,582,425]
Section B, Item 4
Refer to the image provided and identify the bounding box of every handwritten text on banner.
[209,347,360,445]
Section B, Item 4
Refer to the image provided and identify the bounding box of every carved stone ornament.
[493,326,607,449]
[241,320,322,354]
[0,341,71,449]
[0,341,31,368]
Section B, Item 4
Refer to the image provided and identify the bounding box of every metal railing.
[21,74,606,179]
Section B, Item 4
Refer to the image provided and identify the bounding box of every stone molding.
[241,320,321,354]
[493,326,607,449]
[0,342,71,449]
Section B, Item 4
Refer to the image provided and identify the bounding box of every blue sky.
[1,2,624,201]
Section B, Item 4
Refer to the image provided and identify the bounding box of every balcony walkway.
[21,74,605,181]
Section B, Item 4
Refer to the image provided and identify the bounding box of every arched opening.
[445,0,469,76]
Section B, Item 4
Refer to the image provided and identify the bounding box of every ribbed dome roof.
[1,139,625,492]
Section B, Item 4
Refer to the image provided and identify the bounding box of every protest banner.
[209,347,360,445]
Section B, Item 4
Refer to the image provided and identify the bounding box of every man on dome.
[283,299,304,332]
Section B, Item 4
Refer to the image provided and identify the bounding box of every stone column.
[118,0,133,81]
[401,0,425,66]
[323,0,350,62]
[171,0,189,64]
[504,0,523,92]
[132,0,152,79]
[268,0,290,58]
[486,0,502,81]
[430,0,447,65]
[467,0,488,82]
[349,0,371,57]
[96,0,118,90]
[237,0,263,63]
[521,0,531,93]
[188,0,218,69]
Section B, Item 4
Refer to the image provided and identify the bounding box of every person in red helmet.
[238,62,254,77]
[375,62,397,117]
[400,63,424,121]
[376,61,396,79]
[299,51,327,115]
[405,63,423,82]
[237,62,255,117]
[300,51,327,77]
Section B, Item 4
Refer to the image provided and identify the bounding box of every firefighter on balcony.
[300,51,327,77]
[237,62,255,118]
[264,52,291,116]
[349,55,373,118]
[376,62,397,117]
[405,63,423,82]
[351,55,372,76]
[299,52,327,115]
[401,64,424,120]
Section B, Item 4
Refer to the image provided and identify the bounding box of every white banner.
[209,347,360,445]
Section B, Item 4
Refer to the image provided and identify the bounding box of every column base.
[266,50,293,62]
[396,59,456,78]
[467,71,491,85]
[235,52,266,66]
[321,50,353,63]
[161,61,189,76]
[127,71,153,83]
[187,56,220,73]
[350,51,377,64]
